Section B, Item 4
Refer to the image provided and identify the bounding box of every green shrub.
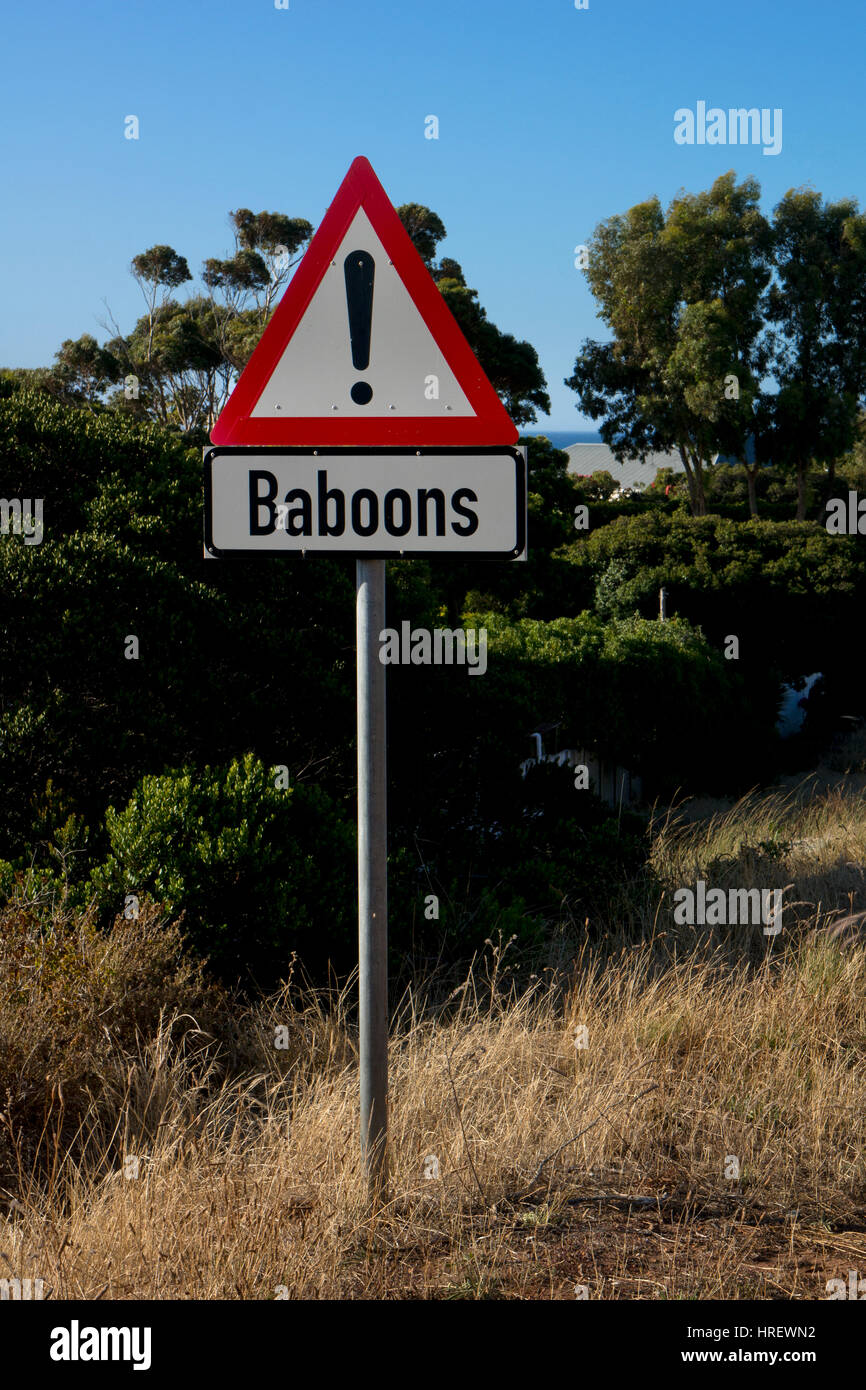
[0,390,356,860]
[89,754,355,982]
[455,609,774,795]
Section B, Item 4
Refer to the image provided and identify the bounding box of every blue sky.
[1,0,864,430]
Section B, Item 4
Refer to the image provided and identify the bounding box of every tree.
[434,257,466,285]
[438,273,550,424]
[396,203,447,264]
[50,334,123,405]
[130,246,192,363]
[48,195,548,435]
[203,208,312,327]
[101,210,314,434]
[567,173,772,517]
[764,188,866,518]
[118,296,225,432]
[396,207,550,426]
[566,508,866,720]
[666,298,769,518]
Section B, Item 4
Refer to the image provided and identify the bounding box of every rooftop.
[563,443,691,491]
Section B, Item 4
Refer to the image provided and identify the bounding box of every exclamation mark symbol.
[345,250,375,404]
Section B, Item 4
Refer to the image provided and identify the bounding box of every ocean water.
[520,429,602,449]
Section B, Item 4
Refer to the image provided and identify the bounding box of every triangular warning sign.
[210,157,518,447]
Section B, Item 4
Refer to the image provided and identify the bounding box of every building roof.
[564,443,689,491]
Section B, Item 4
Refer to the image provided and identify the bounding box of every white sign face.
[250,210,475,422]
[204,448,526,559]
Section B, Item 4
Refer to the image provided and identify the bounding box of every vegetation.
[566,173,866,518]
[2,170,865,1300]
[2,774,864,1298]
[23,199,548,438]
[2,384,865,981]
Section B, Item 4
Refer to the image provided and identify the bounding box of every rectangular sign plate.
[204,447,526,559]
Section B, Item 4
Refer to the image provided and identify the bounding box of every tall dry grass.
[1,780,865,1299]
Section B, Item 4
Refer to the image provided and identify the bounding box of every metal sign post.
[356,558,388,1197]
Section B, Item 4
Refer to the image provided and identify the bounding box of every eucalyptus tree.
[130,245,193,363]
[763,188,866,517]
[398,207,550,426]
[567,173,772,516]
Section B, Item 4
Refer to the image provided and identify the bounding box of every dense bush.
[88,754,355,982]
[459,609,775,795]
[3,391,863,983]
[383,608,777,964]
[0,389,356,860]
[563,511,866,729]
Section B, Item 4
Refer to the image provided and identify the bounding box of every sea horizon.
[519,429,603,448]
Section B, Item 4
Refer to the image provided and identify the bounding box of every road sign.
[209,156,518,448]
[204,446,526,559]
[204,155,524,1204]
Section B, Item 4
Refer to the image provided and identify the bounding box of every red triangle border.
[210,156,518,448]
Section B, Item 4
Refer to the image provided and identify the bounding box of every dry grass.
[649,778,866,947]
[1,778,866,1300]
